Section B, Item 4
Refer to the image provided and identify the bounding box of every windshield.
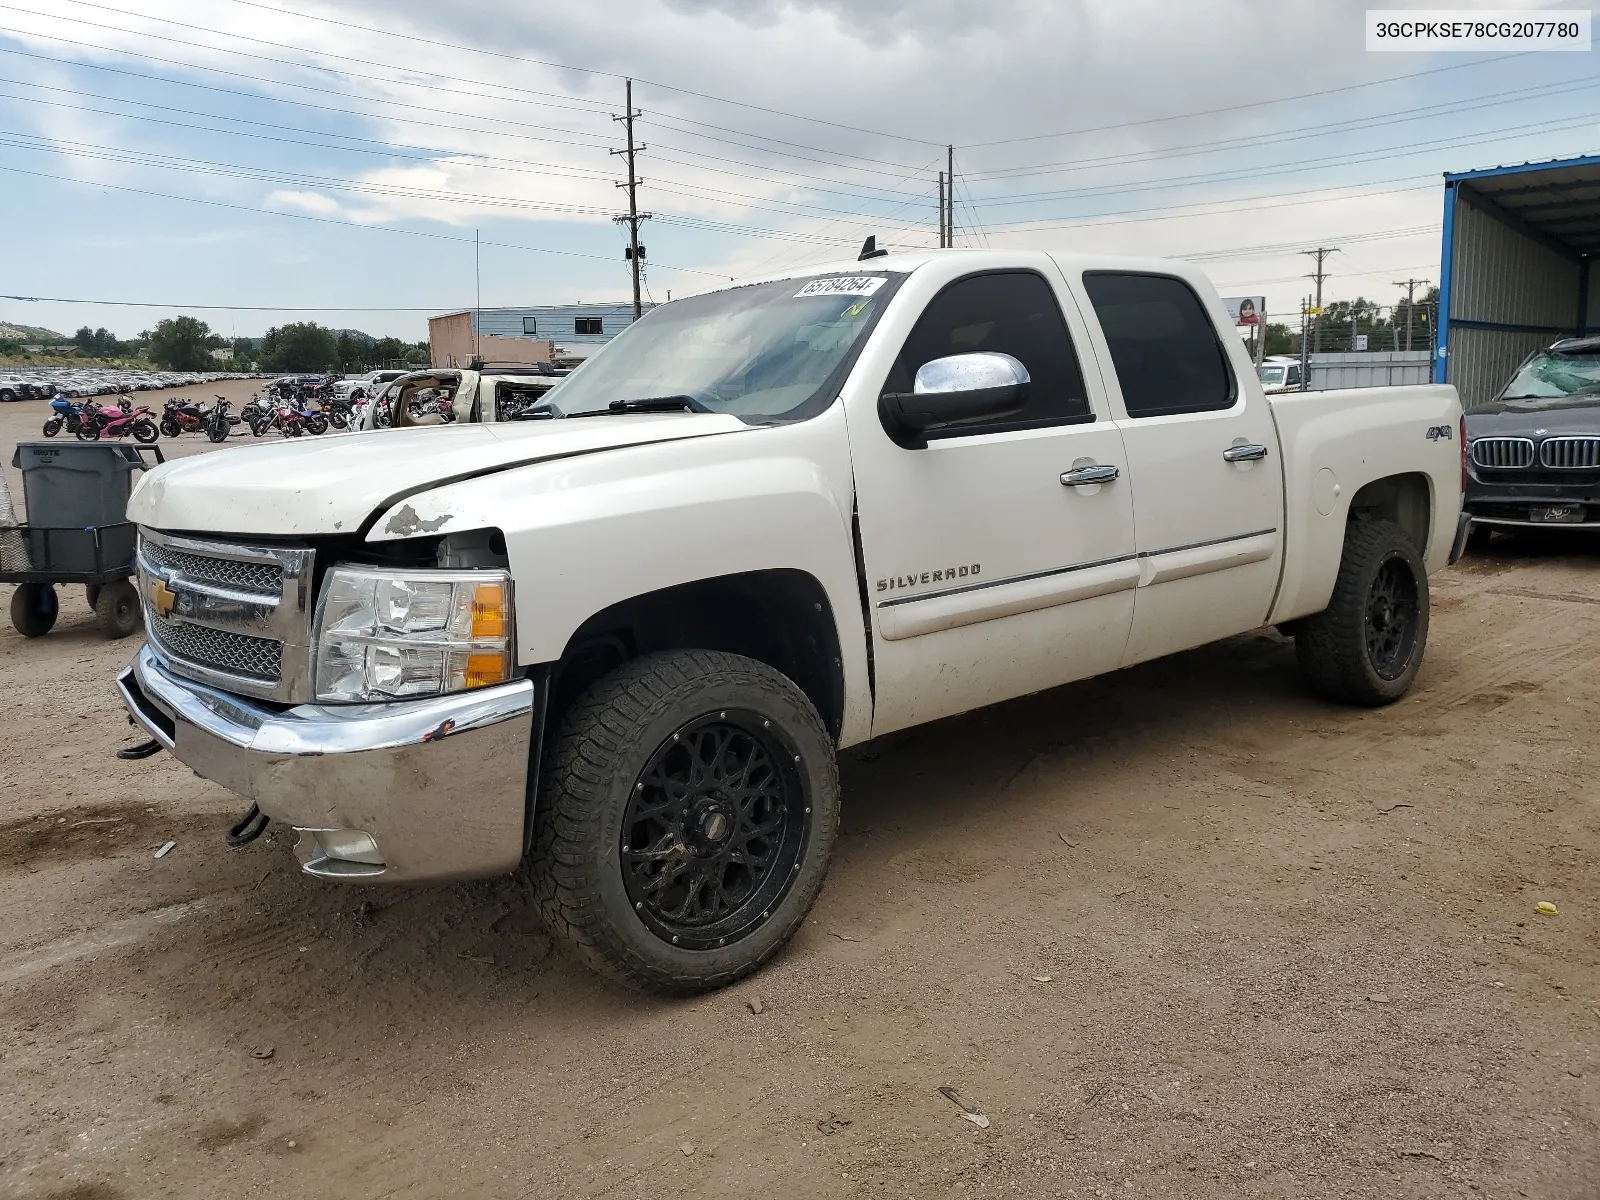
[1497,351,1600,407]
[1257,365,1286,386]
[541,273,902,422]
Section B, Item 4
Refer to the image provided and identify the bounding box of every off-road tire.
[10,583,58,637]
[531,650,840,995]
[94,579,141,639]
[84,584,101,610]
[1294,518,1429,706]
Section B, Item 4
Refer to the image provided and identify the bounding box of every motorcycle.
[159,397,208,437]
[77,402,160,443]
[250,400,328,438]
[202,397,238,443]
[42,395,92,438]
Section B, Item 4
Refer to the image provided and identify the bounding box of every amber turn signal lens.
[463,652,509,689]
[471,583,507,639]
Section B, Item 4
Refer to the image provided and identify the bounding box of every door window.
[1082,273,1237,417]
[884,271,1090,436]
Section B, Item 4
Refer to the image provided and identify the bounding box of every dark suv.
[1465,335,1600,538]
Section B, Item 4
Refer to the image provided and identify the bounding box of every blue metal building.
[1437,154,1600,407]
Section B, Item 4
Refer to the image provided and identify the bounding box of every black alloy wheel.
[621,711,810,950]
[1294,517,1429,706]
[1364,554,1420,681]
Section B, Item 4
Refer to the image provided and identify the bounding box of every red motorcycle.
[77,402,160,443]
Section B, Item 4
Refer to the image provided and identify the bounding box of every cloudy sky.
[0,0,1595,340]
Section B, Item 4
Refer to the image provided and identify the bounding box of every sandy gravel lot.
[0,393,1595,1199]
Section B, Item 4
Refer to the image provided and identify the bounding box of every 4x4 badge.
[1426,424,1453,441]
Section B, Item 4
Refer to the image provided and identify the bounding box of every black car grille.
[1539,437,1600,469]
[146,612,283,682]
[1471,437,1535,468]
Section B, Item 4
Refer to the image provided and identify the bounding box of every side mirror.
[879,352,1030,448]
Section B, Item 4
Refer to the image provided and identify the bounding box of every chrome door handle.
[1060,464,1120,486]
[1223,443,1269,462]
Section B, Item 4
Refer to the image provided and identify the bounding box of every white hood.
[127,413,747,536]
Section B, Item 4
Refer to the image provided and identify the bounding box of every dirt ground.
[0,392,1596,1199]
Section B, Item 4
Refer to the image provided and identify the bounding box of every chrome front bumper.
[117,643,536,883]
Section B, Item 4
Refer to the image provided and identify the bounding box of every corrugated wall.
[1448,197,1583,408]
[1587,263,1599,332]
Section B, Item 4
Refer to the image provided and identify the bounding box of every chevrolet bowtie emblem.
[148,578,176,618]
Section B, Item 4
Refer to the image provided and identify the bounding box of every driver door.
[848,268,1138,737]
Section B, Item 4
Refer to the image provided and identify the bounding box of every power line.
[965,72,1600,184]
[958,52,1526,148]
[0,294,465,310]
[0,159,736,278]
[207,0,941,147]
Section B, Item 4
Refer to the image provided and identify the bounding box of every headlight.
[313,567,514,702]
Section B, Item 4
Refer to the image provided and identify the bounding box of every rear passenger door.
[1071,270,1284,667]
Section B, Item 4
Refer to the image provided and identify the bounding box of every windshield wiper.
[570,394,709,417]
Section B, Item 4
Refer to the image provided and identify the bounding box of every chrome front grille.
[1539,436,1600,469]
[139,539,282,595]
[147,613,282,681]
[1471,437,1535,469]
[136,529,315,703]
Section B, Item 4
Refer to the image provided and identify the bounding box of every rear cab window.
[1082,273,1238,418]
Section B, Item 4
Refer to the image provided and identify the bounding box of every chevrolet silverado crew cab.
[116,250,1467,994]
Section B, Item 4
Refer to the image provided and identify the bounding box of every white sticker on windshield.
[793,276,887,299]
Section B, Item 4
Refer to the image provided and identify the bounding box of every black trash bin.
[11,441,158,529]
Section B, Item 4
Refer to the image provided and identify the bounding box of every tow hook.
[226,803,270,848]
[116,738,165,760]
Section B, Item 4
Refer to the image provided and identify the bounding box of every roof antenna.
[857,235,889,261]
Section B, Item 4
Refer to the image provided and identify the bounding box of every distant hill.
[0,322,66,342]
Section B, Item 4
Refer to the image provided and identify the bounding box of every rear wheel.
[1294,518,1429,706]
[94,579,141,638]
[10,583,58,637]
[75,421,100,441]
[531,650,840,994]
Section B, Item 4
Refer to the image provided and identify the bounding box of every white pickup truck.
[116,250,1467,993]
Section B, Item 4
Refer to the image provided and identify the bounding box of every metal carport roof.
[1444,152,1600,257]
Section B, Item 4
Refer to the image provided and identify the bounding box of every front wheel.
[94,579,141,638]
[75,422,100,441]
[42,417,62,437]
[206,420,229,443]
[131,419,160,444]
[532,650,840,995]
[249,417,268,437]
[159,416,180,438]
[10,583,58,637]
[304,412,329,435]
[1294,518,1429,706]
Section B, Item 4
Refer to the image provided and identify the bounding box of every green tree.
[146,316,220,370]
[1263,322,1298,356]
[260,322,339,372]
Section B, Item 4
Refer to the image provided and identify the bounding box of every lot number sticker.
[794,276,887,298]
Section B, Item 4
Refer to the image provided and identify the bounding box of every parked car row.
[0,368,260,403]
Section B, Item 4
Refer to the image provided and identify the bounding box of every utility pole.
[1393,277,1429,352]
[611,79,651,321]
[946,144,956,248]
[937,171,946,248]
[473,227,481,363]
[1302,246,1338,355]
[1299,296,1311,392]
